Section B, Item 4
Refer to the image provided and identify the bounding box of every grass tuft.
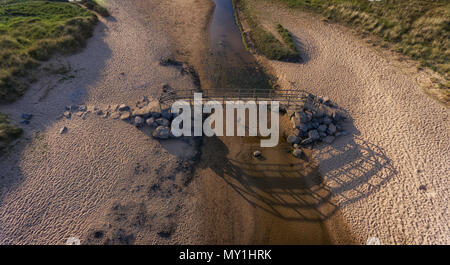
[0,0,98,103]
[234,0,301,62]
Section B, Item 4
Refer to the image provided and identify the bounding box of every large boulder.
[318,124,327,132]
[295,111,311,124]
[132,100,160,117]
[308,130,320,141]
[327,123,337,135]
[156,118,170,127]
[134,116,144,127]
[323,116,332,125]
[153,126,170,139]
[146,117,158,127]
[253,150,262,158]
[119,104,130,111]
[287,135,300,144]
[161,109,172,120]
[323,135,335,144]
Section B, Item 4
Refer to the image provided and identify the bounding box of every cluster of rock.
[286,95,349,156]
[61,96,176,139]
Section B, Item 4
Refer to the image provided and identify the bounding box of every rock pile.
[286,95,348,152]
[61,97,177,140]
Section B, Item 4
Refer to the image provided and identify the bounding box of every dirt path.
[248,0,449,244]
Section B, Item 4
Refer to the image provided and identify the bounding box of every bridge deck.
[159,88,309,109]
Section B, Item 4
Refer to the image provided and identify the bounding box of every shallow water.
[208,0,271,90]
[202,0,338,244]
[210,0,254,65]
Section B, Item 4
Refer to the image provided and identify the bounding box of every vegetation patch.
[275,0,449,100]
[0,113,22,152]
[276,23,299,55]
[233,0,300,62]
[79,0,110,17]
[0,0,98,102]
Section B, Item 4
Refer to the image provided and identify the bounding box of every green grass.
[276,23,299,54]
[234,0,301,62]
[0,0,98,102]
[80,0,110,17]
[275,0,450,82]
[0,113,22,152]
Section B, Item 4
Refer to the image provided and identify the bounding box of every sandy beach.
[0,0,205,244]
[0,0,448,245]
[246,0,449,244]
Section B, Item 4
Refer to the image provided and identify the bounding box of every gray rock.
[59,126,68,134]
[299,122,309,133]
[319,132,327,138]
[63,111,71,119]
[313,106,325,118]
[323,135,335,144]
[78,105,87,112]
[132,100,160,117]
[308,130,320,141]
[152,112,161,119]
[312,121,320,129]
[292,149,303,158]
[287,135,300,144]
[146,117,158,127]
[295,111,311,124]
[118,104,130,111]
[332,109,345,121]
[327,123,337,135]
[156,118,170,127]
[161,109,172,120]
[120,112,131,120]
[253,150,262,157]
[134,116,144,126]
[323,116,332,125]
[153,126,170,139]
[318,124,327,132]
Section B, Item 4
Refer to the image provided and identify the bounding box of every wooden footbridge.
[159,88,310,110]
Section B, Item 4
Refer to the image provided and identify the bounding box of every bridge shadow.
[198,135,336,222]
[196,112,396,222]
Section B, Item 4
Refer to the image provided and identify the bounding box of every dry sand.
[0,0,204,244]
[247,0,449,244]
